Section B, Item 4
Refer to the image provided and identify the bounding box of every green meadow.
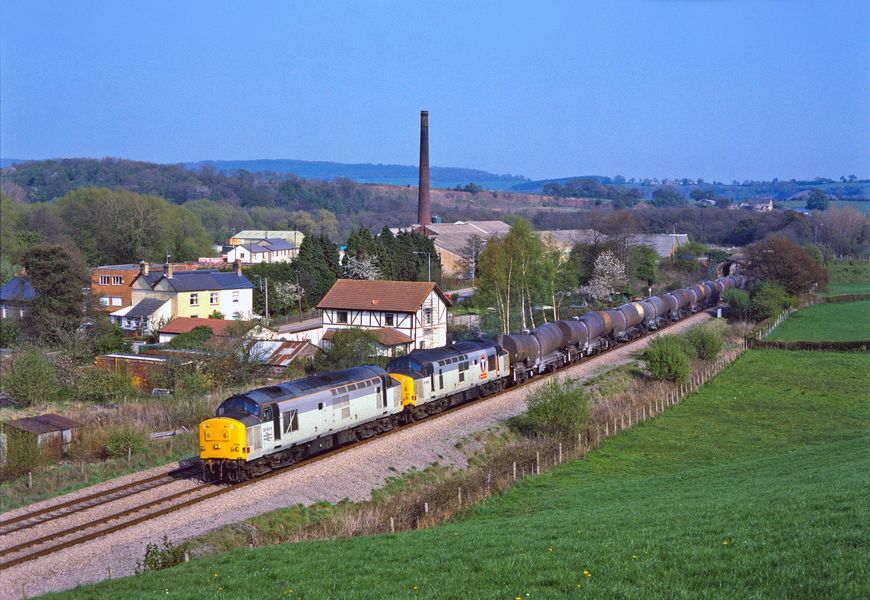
[768,301,870,342]
[52,349,869,599]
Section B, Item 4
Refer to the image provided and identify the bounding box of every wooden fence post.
[536,452,540,474]
[559,442,563,464]
[27,471,32,489]
[458,487,462,507]
[424,502,429,515]
[513,462,517,480]
[390,517,395,533]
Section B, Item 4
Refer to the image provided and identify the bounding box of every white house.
[224,239,298,264]
[316,279,451,354]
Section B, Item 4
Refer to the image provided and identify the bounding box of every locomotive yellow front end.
[200,417,248,481]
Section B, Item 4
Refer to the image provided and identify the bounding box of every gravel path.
[0,313,710,599]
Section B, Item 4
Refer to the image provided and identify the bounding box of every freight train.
[200,274,745,482]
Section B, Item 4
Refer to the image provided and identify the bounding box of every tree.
[690,189,714,202]
[269,281,303,316]
[750,282,792,321]
[458,234,485,283]
[56,188,214,265]
[580,250,628,302]
[477,219,555,332]
[628,245,658,292]
[805,189,830,211]
[314,328,383,372]
[650,186,687,207]
[722,288,751,321]
[343,255,381,280]
[815,207,869,257]
[22,244,88,341]
[742,236,829,296]
[293,234,340,308]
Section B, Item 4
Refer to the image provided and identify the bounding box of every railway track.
[0,465,200,536]
[0,311,711,571]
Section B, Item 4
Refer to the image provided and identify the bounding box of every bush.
[3,349,61,406]
[105,425,148,458]
[645,335,691,382]
[686,325,723,360]
[751,282,793,321]
[722,288,751,321]
[168,326,214,349]
[0,429,50,480]
[71,366,137,403]
[136,536,188,573]
[513,379,588,441]
[0,318,20,348]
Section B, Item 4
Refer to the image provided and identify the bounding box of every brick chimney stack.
[164,255,173,279]
[417,110,431,225]
[139,260,150,276]
[234,259,242,276]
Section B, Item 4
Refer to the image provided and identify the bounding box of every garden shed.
[2,413,82,460]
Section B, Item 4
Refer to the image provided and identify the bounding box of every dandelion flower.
[583,569,592,577]
[723,540,729,545]
[632,555,638,560]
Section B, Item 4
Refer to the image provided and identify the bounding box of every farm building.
[1,413,81,461]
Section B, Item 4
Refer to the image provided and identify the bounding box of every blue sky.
[1,0,868,181]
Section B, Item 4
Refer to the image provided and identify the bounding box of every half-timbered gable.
[317,280,451,354]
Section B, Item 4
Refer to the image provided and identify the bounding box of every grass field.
[778,199,870,214]
[768,301,870,342]
[827,260,870,296]
[53,350,870,599]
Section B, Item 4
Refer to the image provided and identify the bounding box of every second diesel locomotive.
[200,274,745,482]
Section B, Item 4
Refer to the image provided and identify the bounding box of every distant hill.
[185,159,528,190]
[510,175,612,193]
[0,158,30,168]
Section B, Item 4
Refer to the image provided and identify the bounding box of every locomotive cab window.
[217,396,259,418]
[488,355,496,371]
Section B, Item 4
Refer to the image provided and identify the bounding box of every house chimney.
[234,259,242,276]
[417,110,431,225]
[139,260,150,276]
[164,255,173,279]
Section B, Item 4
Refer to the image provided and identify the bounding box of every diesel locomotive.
[200,274,745,482]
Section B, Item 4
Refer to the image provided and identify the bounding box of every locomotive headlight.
[213,443,220,449]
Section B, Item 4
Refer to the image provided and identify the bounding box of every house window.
[111,276,123,285]
[384,313,394,327]
[232,291,240,303]
[99,297,110,306]
[210,292,219,305]
[111,297,122,306]
[424,307,432,324]
[99,276,109,285]
[190,293,199,306]
[337,311,348,324]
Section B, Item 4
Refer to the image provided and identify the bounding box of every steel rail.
[0,466,199,535]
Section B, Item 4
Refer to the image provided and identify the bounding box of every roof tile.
[317,279,450,312]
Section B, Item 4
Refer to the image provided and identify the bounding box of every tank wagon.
[200,274,746,481]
